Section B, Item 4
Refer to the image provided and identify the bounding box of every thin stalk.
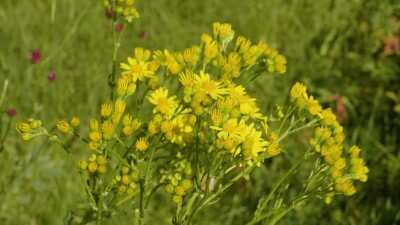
[276,107,295,136]
[0,79,9,110]
[251,151,308,221]
[56,139,96,206]
[96,174,105,225]
[278,119,319,142]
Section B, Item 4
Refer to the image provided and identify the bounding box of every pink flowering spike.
[7,108,17,117]
[138,31,148,39]
[115,24,124,32]
[29,50,41,63]
[48,71,56,82]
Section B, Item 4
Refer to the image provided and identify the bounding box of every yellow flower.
[88,162,98,173]
[101,103,113,118]
[174,185,186,196]
[236,36,251,52]
[211,118,244,141]
[89,119,99,131]
[116,78,129,97]
[147,87,178,116]
[57,121,71,133]
[134,47,151,62]
[204,41,219,60]
[210,109,223,126]
[114,99,126,115]
[240,123,269,163]
[165,184,174,194]
[308,96,322,116]
[334,177,356,196]
[88,141,98,151]
[179,70,196,91]
[96,154,107,165]
[168,115,194,146]
[183,46,199,66]
[101,120,115,140]
[194,71,227,100]
[135,137,149,152]
[290,82,307,100]
[89,131,102,142]
[78,160,88,171]
[98,165,107,174]
[320,108,336,126]
[70,117,80,127]
[16,122,31,133]
[213,22,235,45]
[120,57,154,82]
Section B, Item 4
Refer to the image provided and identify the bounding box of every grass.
[1,0,399,224]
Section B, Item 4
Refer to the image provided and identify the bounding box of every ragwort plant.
[16,1,368,224]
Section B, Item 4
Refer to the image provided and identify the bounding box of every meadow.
[0,0,399,224]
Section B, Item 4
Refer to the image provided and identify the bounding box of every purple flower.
[7,108,17,117]
[138,31,148,39]
[29,50,41,63]
[115,24,124,32]
[48,71,56,82]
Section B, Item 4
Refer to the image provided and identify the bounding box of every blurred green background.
[0,0,399,224]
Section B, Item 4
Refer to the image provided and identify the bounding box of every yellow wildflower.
[135,137,149,152]
[147,87,178,116]
[57,121,70,133]
[70,117,80,127]
[101,120,115,140]
[120,57,154,82]
[194,71,227,99]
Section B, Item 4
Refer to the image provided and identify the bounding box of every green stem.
[56,139,96,206]
[108,14,126,101]
[108,147,130,166]
[96,174,105,225]
[276,107,295,136]
[0,79,9,110]
[181,192,199,221]
[189,163,256,221]
[278,119,318,143]
[251,153,307,221]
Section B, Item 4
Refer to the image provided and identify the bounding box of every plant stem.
[250,152,308,223]
[50,135,97,208]
[96,174,105,225]
[278,119,318,143]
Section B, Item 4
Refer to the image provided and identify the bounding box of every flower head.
[29,50,41,63]
[147,87,178,116]
[7,108,17,117]
[48,71,56,82]
[135,137,149,152]
[120,57,154,82]
[194,71,227,100]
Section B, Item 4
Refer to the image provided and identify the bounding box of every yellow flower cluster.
[79,153,108,174]
[291,82,369,196]
[164,172,193,204]
[16,118,44,140]
[103,0,139,22]
[111,165,139,196]
[116,23,286,166]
